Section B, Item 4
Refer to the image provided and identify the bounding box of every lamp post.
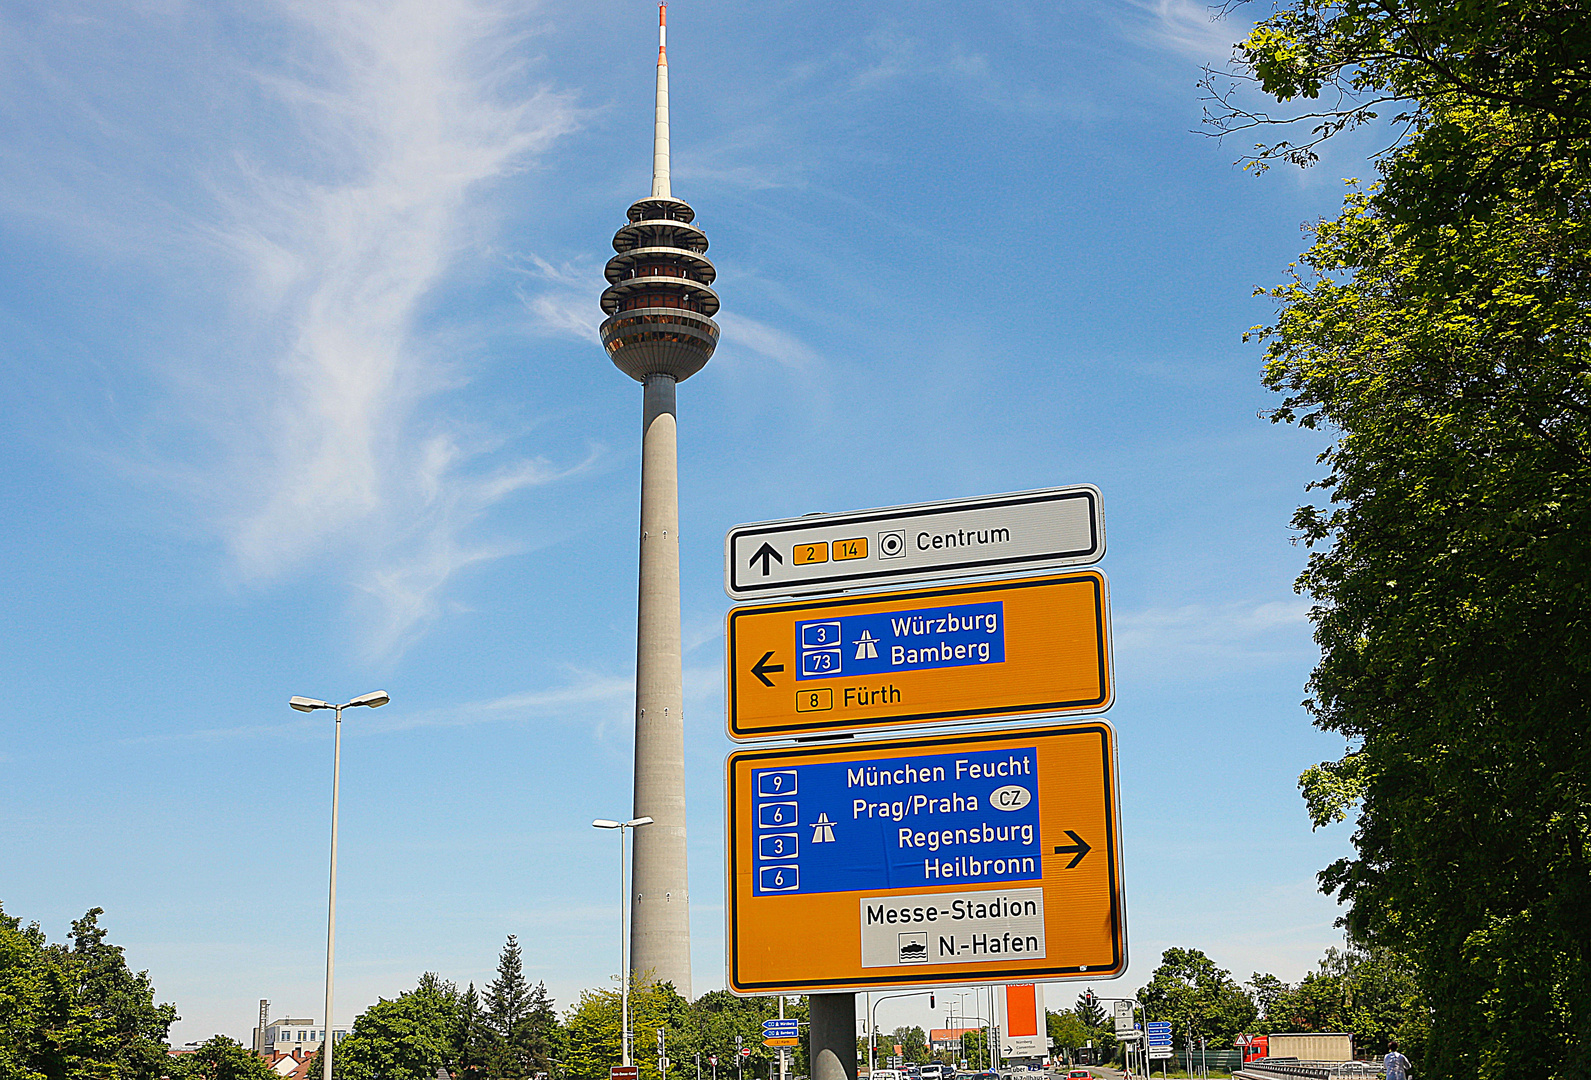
[289,691,390,1080]
[866,991,934,1074]
[593,816,654,1066]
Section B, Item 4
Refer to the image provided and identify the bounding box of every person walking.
[1384,1040,1413,1080]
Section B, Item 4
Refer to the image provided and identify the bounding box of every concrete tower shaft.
[599,2,709,998]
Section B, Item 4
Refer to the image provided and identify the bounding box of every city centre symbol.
[854,630,879,660]
[811,813,836,843]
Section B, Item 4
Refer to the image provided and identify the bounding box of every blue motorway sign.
[762,1020,799,1036]
[795,602,1007,680]
[1145,1022,1171,1047]
[750,743,1041,897]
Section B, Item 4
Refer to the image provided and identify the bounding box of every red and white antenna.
[652,2,670,197]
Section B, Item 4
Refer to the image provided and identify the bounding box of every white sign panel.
[1112,1000,1136,1034]
[724,486,1104,600]
[1148,1047,1172,1060]
[858,888,1046,968]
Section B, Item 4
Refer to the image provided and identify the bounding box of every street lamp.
[866,991,934,1074]
[593,816,653,1066]
[290,690,390,1080]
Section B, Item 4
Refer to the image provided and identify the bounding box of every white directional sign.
[1112,1000,1136,1034]
[724,486,1104,600]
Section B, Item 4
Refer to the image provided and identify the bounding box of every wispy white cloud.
[714,312,822,373]
[1113,598,1314,678]
[0,0,593,659]
[516,253,602,343]
[120,667,633,745]
[184,0,584,659]
[1119,0,1245,63]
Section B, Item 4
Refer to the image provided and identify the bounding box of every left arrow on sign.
[749,542,783,576]
[1053,830,1092,869]
[751,651,785,687]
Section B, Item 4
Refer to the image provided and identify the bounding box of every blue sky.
[1,0,1378,1047]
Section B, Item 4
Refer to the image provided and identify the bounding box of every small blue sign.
[749,744,1041,896]
[763,1020,799,1035]
[794,601,1006,681]
[1146,1022,1172,1047]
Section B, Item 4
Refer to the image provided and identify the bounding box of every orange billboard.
[725,722,1125,994]
[726,572,1112,740]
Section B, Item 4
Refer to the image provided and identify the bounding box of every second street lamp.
[593,816,653,1067]
[290,690,390,1080]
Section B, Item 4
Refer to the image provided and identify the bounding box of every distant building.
[930,1029,982,1055]
[251,1016,348,1060]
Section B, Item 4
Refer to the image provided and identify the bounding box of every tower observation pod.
[598,2,712,998]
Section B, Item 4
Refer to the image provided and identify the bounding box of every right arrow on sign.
[1053,830,1092,869]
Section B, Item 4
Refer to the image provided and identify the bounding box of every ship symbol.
[855,631,879,660]
[897,933,928,963]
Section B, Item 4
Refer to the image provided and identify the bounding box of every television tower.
[598,2,719,997]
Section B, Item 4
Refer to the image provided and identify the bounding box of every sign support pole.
[778,998,787,1080]
[808,994,856,1080]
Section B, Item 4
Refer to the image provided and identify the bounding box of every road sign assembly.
[1000,984,1046,1059]
[726,571,1113,739]
[725,721,1124,993]
[1112,1001,1136,1033]
[1146,1022,1171,1046]
[724,486,1104,600]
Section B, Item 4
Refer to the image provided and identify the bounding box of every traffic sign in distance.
[726,572,1112,740]
[762,1020,800,1036]
[763,1038,799,1048]
[725,486,1103,600]
[725,721,1125,994]
[612,1068,639,1080]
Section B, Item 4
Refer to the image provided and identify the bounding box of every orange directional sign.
[726,572,1112,740]
[725,722,1125,994]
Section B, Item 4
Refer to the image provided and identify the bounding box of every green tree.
[0,905,179,1080]
[487,936,533,1077]
[0,906,48,1080]
[1226,0,1591,1076]
[1136,948,1257,1055]
[1071,992,1105,1032]
[1245,974,1287,1025]
[1046,1013,1089,1065]
[1252,130,1591,1079]
[519,981,564,1077]
[310,978,459,1080]
[166,1036,279,1080]
[889,1026,927,1064]
[958,1029,989,1069]
[562,978,693,1080]
[455,982,492,1080]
